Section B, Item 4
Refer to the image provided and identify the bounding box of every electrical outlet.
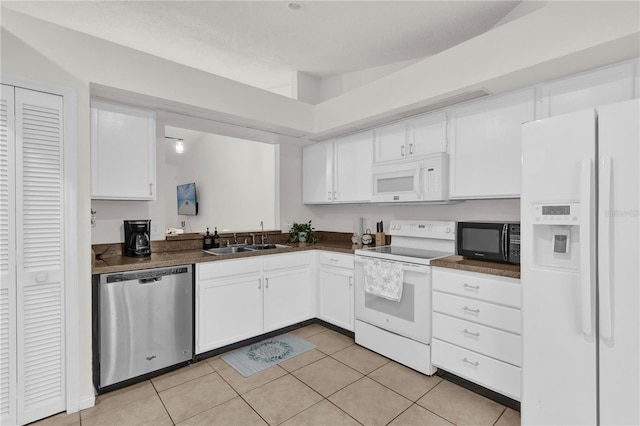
[151,221,163,235]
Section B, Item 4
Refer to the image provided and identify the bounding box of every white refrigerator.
[521,99,639,425]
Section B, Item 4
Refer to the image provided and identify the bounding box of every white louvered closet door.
[15,87,66,424]
[1,84,18,426]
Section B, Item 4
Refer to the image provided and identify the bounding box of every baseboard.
[77,394,96,411]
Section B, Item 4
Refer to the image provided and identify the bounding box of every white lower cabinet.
[196,273,264,353]
[196,252,313,354]
[432,267,522,401]
[263,267,312,333]
[317,252,354,331]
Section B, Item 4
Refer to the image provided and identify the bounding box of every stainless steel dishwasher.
[98,265,193,389]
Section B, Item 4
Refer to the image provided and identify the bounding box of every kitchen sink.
[245,244,290,251]
[204,244,290,256]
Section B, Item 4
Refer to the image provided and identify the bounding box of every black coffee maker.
[124,220,151,257]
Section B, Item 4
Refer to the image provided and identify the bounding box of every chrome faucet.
[233,233,238,245]
[250,233,257,245]
[260,221,266,245]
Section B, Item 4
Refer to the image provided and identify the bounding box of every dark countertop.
[93,241,359,275]
[430,255,521,279]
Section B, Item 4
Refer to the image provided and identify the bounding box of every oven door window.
[364,284,414,322]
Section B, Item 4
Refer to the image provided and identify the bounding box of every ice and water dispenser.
[531,202,581,271]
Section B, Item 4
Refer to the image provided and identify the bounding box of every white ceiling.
[3,1,521,96]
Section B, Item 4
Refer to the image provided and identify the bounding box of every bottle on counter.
[213,227,220,248]
[203,227,213,250]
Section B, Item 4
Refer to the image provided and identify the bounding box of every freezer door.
[521,109,597,425]
[100,266,193,387]
[597,99,640,425]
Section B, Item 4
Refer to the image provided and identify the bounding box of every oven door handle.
[354,256,431,274]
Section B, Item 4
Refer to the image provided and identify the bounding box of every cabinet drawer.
[263,252,311,271]
[433,268,521,308]
[319,252,354,269]
[433,313,521,366]
[197,258,262,281]
[433,291,521,334]
[432,339,521,401]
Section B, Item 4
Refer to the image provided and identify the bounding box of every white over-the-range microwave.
[371,153,448,203]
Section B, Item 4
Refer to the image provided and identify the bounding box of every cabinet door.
[91,100,156,200]
[196,274,263,354]
[538,61,635,119]
[263,268,312,332]
[407,112,447,157]
[449,89,534,199]
[334,131,373,203]
[373,122,407,163]
[303,141,333,204]
[318,267,354,331]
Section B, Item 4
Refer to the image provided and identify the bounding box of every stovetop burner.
[358,245,451,261]
[354,220,456,265]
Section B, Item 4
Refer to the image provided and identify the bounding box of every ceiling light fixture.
[288,2,301,11]
[165,136,185,154]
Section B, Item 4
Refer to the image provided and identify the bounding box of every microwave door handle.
[502,224,508,262]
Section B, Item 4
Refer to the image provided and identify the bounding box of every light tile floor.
[32,324,520,426]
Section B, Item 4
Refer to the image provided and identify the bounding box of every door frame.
[3,75,80,414]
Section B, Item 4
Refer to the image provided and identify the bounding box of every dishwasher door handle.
[139,277,162,284]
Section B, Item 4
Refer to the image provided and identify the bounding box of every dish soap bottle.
[203,228,213,250]
[213,227,220,248]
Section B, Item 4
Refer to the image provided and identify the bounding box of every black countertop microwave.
[457,222,520,265]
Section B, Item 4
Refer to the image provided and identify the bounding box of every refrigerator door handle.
[599,155,613,340]
[580,158,595,336]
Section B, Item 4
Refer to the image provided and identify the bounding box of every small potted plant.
[287,220,319,244]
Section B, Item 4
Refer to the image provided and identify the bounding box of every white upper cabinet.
[537,61,635,119]
[374,112,447,163]
[407,112,448,157]
[303,130,373,204]
[334,131,373,203]
[303,142,333,203]
[91,100,156,200]
[374,122,407,162]
[448,89,535,199]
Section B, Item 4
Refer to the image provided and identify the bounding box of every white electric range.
[354,220,455,375]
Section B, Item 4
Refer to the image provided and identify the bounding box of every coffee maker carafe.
[124,220,151,257]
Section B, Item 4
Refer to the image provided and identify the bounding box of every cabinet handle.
[400,145,405,156]
[463,283,480,290]
[265,277,269,289]
[349,276,353,287]
[463,329,480,337]
[463,306,480,314]
[463,357,479,367]
[328,191,332,200]
[258,278,262,289]
[149,183,153,195]
[409,143,414,155]
[330,258,339,262]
